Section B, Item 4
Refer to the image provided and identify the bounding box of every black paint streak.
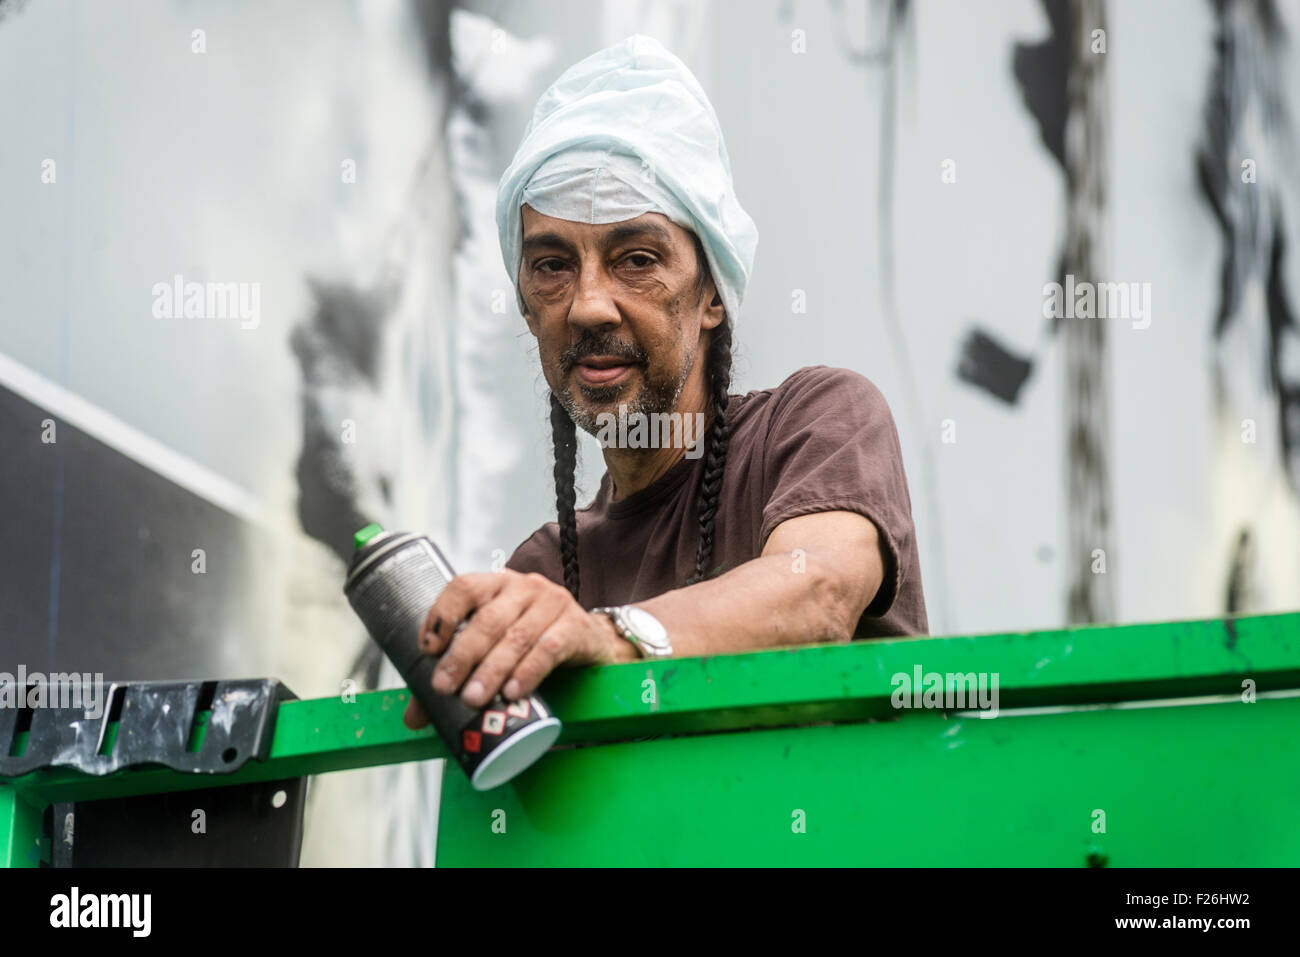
[1013,0,1070,170]
[289,279,393,565]
[1197,0,1300,498]
[289,278,398,691]
[1264,221,1300,487]
[1225,526,1254,614]
[957,0,1071,406]
[955,327,1035,404]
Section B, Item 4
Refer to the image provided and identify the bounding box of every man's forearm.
[635,550,873,658]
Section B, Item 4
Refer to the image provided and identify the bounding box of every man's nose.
[566,259,622,331]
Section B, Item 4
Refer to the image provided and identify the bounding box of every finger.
[420,601,444,652]
[502,613,585,702]
[431,577,542,697]
[422,573,509,651]
[421,614,469,658]
[403,695,430,731]
[460,587,571,707]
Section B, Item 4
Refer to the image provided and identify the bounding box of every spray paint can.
[343,523,562,790]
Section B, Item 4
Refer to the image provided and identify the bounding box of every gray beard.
[559,345,697,438]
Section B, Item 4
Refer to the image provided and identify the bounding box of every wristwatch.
[592,605,673,658]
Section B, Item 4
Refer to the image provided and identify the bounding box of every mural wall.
[2,0,1297,864]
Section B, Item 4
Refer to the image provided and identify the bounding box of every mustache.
[559,332,647,372]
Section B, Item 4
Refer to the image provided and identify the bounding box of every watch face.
[625,607,668,648]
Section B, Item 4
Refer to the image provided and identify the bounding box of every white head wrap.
[496,35,758,324]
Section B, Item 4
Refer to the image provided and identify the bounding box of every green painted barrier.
[3,611,1298,866]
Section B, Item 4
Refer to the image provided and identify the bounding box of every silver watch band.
[593,605,673,658]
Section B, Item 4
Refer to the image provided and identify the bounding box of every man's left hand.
[402,570,638,730]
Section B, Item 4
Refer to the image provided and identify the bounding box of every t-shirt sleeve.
[504,523,564,585]
[759,365,918,619]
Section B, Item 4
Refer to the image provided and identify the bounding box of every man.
[405,35,926,730]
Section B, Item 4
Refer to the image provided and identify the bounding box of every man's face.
[518,205,722,435]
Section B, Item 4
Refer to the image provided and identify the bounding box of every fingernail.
[433,670,454,694]
[463,680,484,705]
[504,680,520,700]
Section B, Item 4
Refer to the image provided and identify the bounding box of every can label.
[344,531,560,789]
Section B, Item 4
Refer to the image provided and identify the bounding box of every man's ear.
[700,280,725,332]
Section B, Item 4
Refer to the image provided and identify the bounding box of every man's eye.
[622,253,655,268]
[535,260,566,274]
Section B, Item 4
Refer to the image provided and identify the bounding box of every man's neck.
[605,442,689,501]
[603,375,709,501]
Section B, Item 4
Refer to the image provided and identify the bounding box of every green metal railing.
[3,610,1298,866]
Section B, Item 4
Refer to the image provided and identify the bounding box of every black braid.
[549,392,581,599]
[689,317,733,585]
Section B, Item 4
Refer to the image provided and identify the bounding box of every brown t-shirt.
[506,365,929,638]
